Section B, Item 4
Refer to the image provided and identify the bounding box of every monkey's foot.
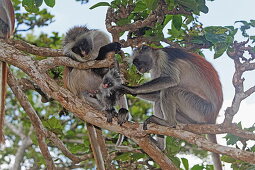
[106,109,117,123]
[143,115,176,130]
[117,108,129,126]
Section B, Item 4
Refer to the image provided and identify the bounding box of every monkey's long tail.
[0,62,7,143]
[207,134,223,170]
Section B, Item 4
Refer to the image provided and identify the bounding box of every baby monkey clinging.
[97,68,129,125]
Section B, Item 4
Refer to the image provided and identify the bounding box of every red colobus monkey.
[0,0,15,143]
[119,45,223,170]
[62,26,122,169]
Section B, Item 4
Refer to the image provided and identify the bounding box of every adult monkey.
[0,0,15,143]
[118,45,223,170]
[63,26,122,169]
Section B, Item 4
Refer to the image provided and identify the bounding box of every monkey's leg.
[143,90,177,130]
[153,100,165,150]
[117,108,129,126]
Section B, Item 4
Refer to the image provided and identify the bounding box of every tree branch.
[2,37,255,167]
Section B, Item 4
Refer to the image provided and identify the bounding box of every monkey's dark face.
[102,78,113,89]
[101,69,121,89]
[133,46,153,73]
[71,38,92,58]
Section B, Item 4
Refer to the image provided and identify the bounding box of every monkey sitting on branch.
[116,45,223,170]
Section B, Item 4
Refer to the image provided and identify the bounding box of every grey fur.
[97,68,129,124]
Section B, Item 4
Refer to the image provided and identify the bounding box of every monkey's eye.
[72,46,81,54]
[133,58,140,65]
[141,45,149,50]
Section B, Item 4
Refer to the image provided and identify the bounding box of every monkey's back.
[64,68,102,96]
[177,55,223,123]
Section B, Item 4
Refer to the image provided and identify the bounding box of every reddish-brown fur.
[189,54,223,116]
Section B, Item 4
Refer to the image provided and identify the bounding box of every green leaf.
[89,2,111,9]
[145,0,158,10]
[116,18,131,26]
[181,158,189,170]
[205,32,227,44]
[114,152,132,161]
[163,15,172,27]
[251,145,255,152]
[221,155,237,163]
[191,164,204,170]
[131,153,147,161]
[111,0,121,8]
[22,0,39,12]
[170,156,181,167]
[176,0,198,12]
[42,116,63,134]
[196,0,209,14]
[35,0,43,7]
[44,0,55,7]
[69,144,86,154]
[214,42,228,58]
[224,133,240,145]
[134,1,147,12]
[165,0,175,10]
[172,15,182,30]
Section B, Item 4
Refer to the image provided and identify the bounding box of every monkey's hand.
[104,42,121,53]
[116,84,137,96]
[117,108,129,126]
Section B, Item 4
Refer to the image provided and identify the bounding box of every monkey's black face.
[71,38,92,57]
[132,45,153,73]
[101,69,121,89]
[102,78,113,89]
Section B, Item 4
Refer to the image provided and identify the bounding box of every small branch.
[6,122,25,139]
[224,40,255,125]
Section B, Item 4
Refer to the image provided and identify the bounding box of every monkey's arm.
[96,42,121,60]
[121,76,180,95]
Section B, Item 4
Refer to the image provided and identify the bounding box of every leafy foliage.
[22,0,55,12]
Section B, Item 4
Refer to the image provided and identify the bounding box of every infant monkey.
[97,68,129,125]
